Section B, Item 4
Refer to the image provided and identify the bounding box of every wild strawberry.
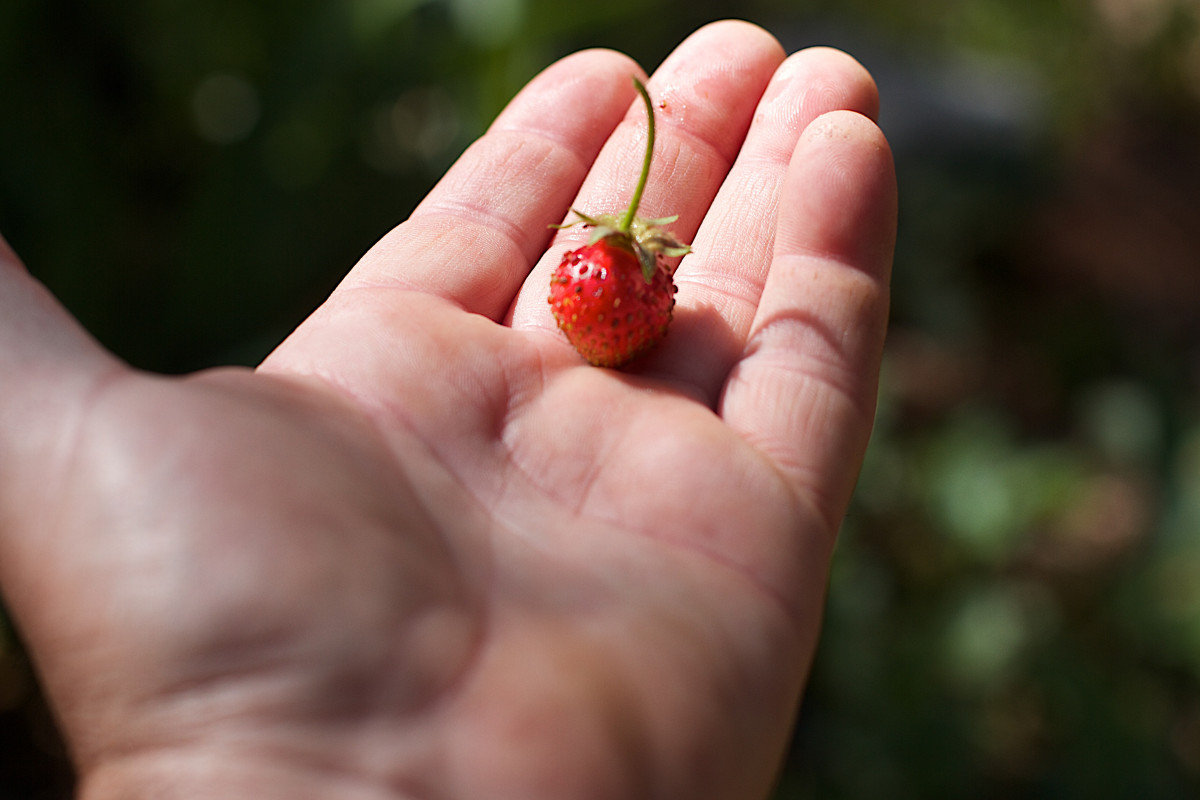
[549,238,677,368]
[548,77,690,368]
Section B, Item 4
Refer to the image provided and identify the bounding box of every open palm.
[0,22,896,800]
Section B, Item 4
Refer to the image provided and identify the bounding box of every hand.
[0,21,896,800]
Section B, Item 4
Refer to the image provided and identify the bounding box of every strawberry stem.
[618,76,655,235]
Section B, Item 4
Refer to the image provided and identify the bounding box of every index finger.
[332,48,644,321]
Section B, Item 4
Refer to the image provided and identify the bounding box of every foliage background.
[3,0,1200,797]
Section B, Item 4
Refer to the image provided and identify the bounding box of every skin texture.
[0,21,897,800]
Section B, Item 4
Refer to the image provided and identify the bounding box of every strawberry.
[549,77,690,368]
[548,237,677,368]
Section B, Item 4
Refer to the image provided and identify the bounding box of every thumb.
[0,232,126,533]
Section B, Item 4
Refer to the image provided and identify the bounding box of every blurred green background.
[3,0,1200,797]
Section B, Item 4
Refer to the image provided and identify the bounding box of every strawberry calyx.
[554,77,691,283]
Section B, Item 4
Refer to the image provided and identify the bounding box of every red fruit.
[548,76,690,368]
[549,239,677,368]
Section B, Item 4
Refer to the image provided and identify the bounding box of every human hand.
[0,20,896,800]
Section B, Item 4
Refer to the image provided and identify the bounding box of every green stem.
[618,76,655,234]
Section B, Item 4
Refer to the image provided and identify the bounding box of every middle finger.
[642,45,881,404]
[508,21,785,336]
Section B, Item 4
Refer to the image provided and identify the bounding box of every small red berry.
[548,239,677,368]
[547,77,690,368]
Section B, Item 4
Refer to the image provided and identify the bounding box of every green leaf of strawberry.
[548,77,692,368]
